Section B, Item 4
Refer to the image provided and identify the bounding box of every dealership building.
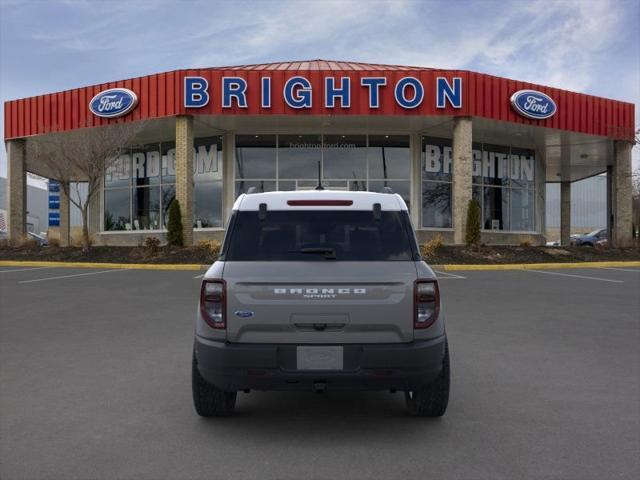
[3,60,636,246]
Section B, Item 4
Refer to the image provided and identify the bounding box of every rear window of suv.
[222,210,419,261]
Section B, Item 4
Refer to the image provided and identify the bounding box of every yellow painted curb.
[1,260,638,272]
[441,261,640,271]
[0,260,207,271]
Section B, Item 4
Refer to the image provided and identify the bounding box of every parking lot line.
[193,274,205,279]
[0,266,55,274]
[18,269,126,284]
[525,269,624,283]
[433,270,466,279]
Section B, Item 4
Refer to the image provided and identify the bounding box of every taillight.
[200,279,226,329]
[414,279,440,329]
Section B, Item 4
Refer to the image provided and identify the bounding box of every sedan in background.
[572,229,607,247]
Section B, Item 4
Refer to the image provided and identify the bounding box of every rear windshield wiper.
[288,247,337,260]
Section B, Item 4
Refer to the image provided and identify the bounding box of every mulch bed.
[1,244,638,265]
[0,245,218,265]
[423,245,640,265]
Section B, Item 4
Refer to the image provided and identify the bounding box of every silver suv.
[192,190,449,416]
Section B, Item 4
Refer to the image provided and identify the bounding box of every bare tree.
[27,121,144,250]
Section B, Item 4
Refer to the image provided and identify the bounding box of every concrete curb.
[436,261,640,271]
[1,260,639,272]
[0,261,207,271]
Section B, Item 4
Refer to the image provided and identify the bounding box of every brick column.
[222,133,235,226]
[6,139,27,244]
[59,182,70,247]
[611,141,633,247]
[452,117,473,244]
[175,115,194,246]
[560,181,571,246]
[410,133,422,229]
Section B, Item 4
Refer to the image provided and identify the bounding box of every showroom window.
[422,137,453,228]
[422,136,536,232]
[234,134,411,208]
[103,136,223,231]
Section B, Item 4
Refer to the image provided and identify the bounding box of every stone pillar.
[560,181,571,246]
[222,133,236,226]
[59,182,70,247]
[6,139,27,244]
[452,117,473,244]
[175,115,194,246]
[410,133,422,229]
[611,141,633,247]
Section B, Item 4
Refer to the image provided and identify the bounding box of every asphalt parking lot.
[1,264,639,480]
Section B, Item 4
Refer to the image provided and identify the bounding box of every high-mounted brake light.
[287,200,353,206]
[200,279,226,329]
[414,279,440,329]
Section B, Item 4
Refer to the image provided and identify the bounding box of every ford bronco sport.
[192,190,450,416]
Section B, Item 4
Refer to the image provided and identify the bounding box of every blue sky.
[1,0,638,179]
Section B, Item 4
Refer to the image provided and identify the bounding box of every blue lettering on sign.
[222,77,248,108]
[510,89,556,120]
[325,77,351,108]
[184,77,209,108]
[261,77,271,108]
[283,76,312,109]
[360,77,387,108]
[436,77,462,108]
[394,77,424,109]
[89,88,138,118]
[48,181,60,193]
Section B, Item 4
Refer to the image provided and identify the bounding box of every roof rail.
[247,187,258,194]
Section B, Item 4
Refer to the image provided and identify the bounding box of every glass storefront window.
[235,180,277,197]
[422,181,452,228]
[233,134,411,211]
[422,137,452,182]
[235,135,276,179]
[194,181,223,228]
[104,136,223,232]
[510,188,535,231]
[104,188,131,231]
[132,143,161,187]
[322,135,367,179]
[161,185,175,227]
[368,135,410,179]
[278,134,321,179]
[105,154,131,188]
[132,186,160,230]
[483,186,509,231]
[483,144,510,187]
[422,137,536,232]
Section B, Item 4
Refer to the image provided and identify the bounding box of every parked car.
[192,190,449,417]
[572,229,607,247]
[0,230,47,245]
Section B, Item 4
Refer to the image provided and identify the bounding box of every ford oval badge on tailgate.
[234,310,254,318]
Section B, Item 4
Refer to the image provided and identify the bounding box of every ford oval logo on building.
[510,90,556,120]
[89,88,138,118]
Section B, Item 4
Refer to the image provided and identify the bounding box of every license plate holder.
[296,346,343,370]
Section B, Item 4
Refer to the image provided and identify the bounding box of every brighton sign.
[183,75,463,110]
[510,89,557,120]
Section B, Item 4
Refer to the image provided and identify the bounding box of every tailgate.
[223,261,417,344]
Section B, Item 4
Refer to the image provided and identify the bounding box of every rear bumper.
[194,335,447,392]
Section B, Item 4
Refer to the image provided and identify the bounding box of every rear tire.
[405,341,450,417]
[192,352,237,417]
